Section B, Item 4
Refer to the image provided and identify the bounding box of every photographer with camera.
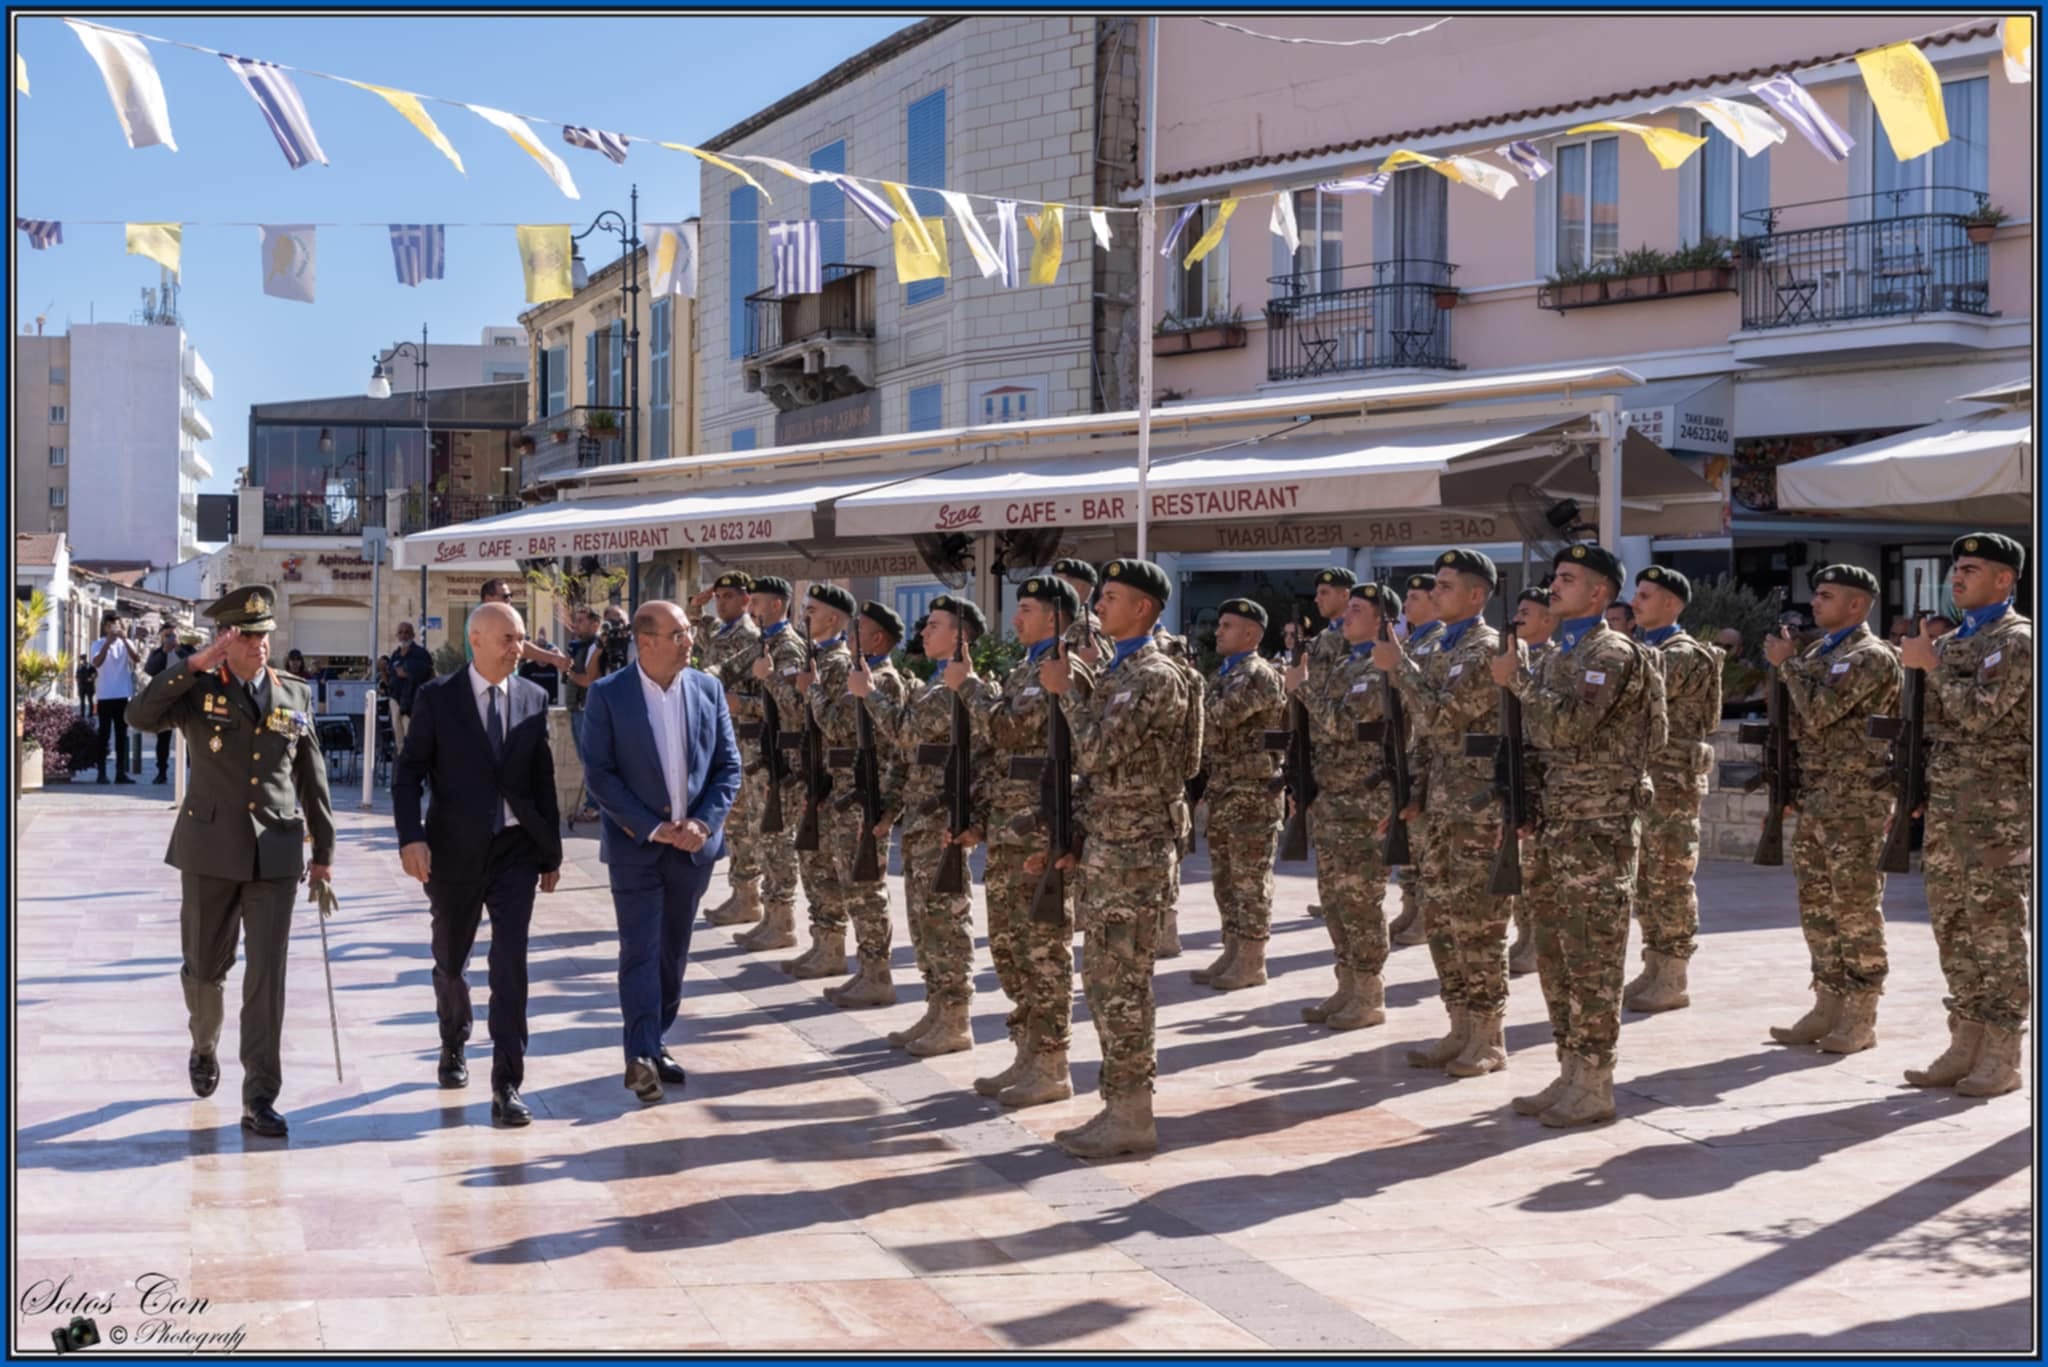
[143,623,196,783]
[562,605,617,825]
[91,615,143,784]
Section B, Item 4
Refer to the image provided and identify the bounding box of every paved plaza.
[13,782,2034,1352]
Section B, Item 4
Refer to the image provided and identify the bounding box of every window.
[1272,189,1344,296]
[487,367,524,383]
[1698,124,1771,240]
[731,428,757,452]
[1167,204,1230,322]
[905,90,947,304]
[729,185,760,359]
[907,384,943,432]
[649,297,673,461]
[49,404,66,424]
[49,365,66,384]
[48,446,66,466]
[1554,136,1620,271]
[541,344,568,416]
[49,487,66,508]
[810,140,848,271]
[1872,75,1989,216]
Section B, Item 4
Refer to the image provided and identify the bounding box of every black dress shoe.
[115,774,136,785]
[491,1087,532,1127]
[241,1102,289,1138]
[438,1045,469,1088]
[655,1052,687,1087]
[624,1057,662,1103]
[188,1051,219,1098]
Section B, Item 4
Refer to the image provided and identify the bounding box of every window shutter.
[810,140,848,270]
[908,384,943,432]
[906,91,947,304]
[729,185,760,359]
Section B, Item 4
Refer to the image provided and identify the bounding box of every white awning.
[1775,406,2034,524]
[1949,377,2032,407]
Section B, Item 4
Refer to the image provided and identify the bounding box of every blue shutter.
[905,90,947,304]
[585,331,597,405]
[732,428,757,452]
[609,320,625,406]
[907,384,943,432]
[729,185,759,359]
[810,140,847,271]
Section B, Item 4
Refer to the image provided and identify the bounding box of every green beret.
[1101,557,1171,604]
[1051,557,1098,586]
[712,571,753,592]
[1217,597,1268,627]
[1018,576,1080,617]
[1636,565,1692,603]
[927,594,987,636]
[807,583,856,616]
[1517,586,1552,607]
[751,575,793,601]
[1553,543,1626,591]
[203,585,279,633]
[1349,582,1397,609]
[1812,564,1879,596]
[859,600,905,641]
[1315,566,1358,588]
[1435,547,1498,588]
[1953,532,2025,573]
[1403,574,1436,595]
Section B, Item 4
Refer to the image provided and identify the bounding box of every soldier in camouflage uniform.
[1624,566,1723,1014]
[1151,621,1204,959]
[1902,533,2032,1097]
[729,578,808,952]
[1390,573,1444,947]
[1288,582,1401,1029]
[1497,544,1666,1128]
[1382,550,1510,1076]
[1506,586,1557,977]
[1053,557,1115,661]
[1761,565,1900,1055]
[1297,566,1358,921]
[691,572,766,928]
[1192,598,1287,991]
[961,576,1083,1106]
[1038,558,1196,1158]
[822,602,913,1008]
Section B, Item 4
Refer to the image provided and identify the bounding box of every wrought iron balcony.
[1264,260,1462,382]
[263,492,363,537]
[392,492,524,536]
[1737,190,1994,331]
[263,489,522,537]
[744,263,877,360]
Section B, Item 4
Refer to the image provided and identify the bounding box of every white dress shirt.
[467,664,518,830]
[638,662,689,833]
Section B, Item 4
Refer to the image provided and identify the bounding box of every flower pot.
[1433,290,1460,311]
[1556,281,1605,308]
[1609,271,1666,301]
[19,745,42,792]
[1966,224,1997,245]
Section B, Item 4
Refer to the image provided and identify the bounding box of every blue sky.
[11,14,917,496]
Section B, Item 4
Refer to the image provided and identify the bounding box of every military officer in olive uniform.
[126,586,336,1138]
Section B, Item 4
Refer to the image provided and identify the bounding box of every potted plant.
[1963,203,2007,245]
[1154,306,1247,354]
[1608,245,1670,300]
[1546,264,1609,309]
[584,408,620,434]
[1432,285,1462,311]
[1666,236,1736,294]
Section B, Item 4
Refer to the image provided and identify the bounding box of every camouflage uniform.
[1302,644,1397,981]
[1202,650,1286,946]
[1152,632,1205,928]
[886,671,991,1010]
[1509,641,1558,983]
[1395,619,1445,929]
[1636,628,1722,959]
[1779,624,1900,997]
[1066,638,1196,1102]
[722,621,809,918]
[1064,607,1115,663]
[1511,619,1667,1071]
[697,612,764,887]
[1922,606,2032,1034]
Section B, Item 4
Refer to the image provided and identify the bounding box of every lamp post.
[368,323,430,656]
[571,185,642,611]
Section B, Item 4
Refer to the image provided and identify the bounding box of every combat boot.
[1631,951,1691,1014]
[891,1000,942,1049]
[1446,1010,1508,1076]
[1406,1004,1470,1069]
[826,957,897,1008]
[1326,972,1386,1031]
[1057,1091,1157,1158]
[736,899,798,952]
[1156,904,1183,959]
[1770,988,1840,1045]
[1508,907,1538,976]
[1954,1025,2024,1097]
[1541,1053,1616,1127]
[1212,938,1269,991]
[1191,934,1238,986]
[1621,950,1657,1009]
[1393,892,1429,947]
[1512,1050,1572,1116]
[974,1032,1032,1095]
[1301,967,1354,1024]
[1052,1106,1110,1150]
[1815,990,1878,1054]
[1385,881,1417,939]
[783,927,847,980]
[704,879,764,927]
[1904,1013,1984,1088]
[998,1044,1073,1108]
[1307,903,1325,919]
[906,999,973,1056]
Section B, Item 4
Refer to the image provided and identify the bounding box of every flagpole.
[1135,14,1159,562]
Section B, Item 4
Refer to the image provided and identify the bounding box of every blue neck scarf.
[1557,615,1603,653]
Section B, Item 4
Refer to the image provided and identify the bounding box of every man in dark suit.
[394,601,563,1127]
[580,599,741,1104]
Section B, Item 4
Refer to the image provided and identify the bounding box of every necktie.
[486,686,505,832]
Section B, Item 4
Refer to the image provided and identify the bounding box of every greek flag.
[1750,73,1854,163]
[831,175,899,231]
[16,218,62,250]
[769,220,822,295]
[388,224,446,287]
[222,55,328,170]
[996,200,1022,288]
[1496,140,1554,182]
[562,124,629,164]
[1318,173,1390,195]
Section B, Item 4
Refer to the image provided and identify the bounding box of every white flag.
[940,191,1002,278]
[1269,191,1300,254]
[1749,73,1853,163]
[468,103,580,199]
[1089,209,1113,252]
[648,222,698,298]
[995,201,1022,288]
[1682,98,1786,156]
[67,20,176,151]
[260,224,317,303]
[734,154,829,185]
[1444,156,1517,201]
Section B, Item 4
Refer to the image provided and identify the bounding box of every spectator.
[75,654,97,719]
[519,632,563,701]
[388,621,435,754]
[561,606,609,823]
[91,616,142,784]
[1886,616,1916,646]
[143,624,196,783]
[1605,599,1636,636]
[284,648,309,675]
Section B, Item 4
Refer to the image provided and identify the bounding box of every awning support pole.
[973,532,997,624]
[1597,397,1621,548]
[1134,14,1159,562]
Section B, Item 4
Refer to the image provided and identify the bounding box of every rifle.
[849,652,884,883]
[1729,589,1797,866]
[1353,616,1416,867]
[785,639,830,853]
[758,686,787,835]
[1009,633,1078,925]
[933,632,972,896]
[1462,633,1527,895]
[1868,570,1926,874]
[1262,612,1317,862]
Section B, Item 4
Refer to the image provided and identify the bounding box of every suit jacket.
[393,669,563,882]
[581,663,740,868]
[125,658,336,881]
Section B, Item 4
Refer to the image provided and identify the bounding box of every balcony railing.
[264,490,520,537]
[745,263,877,359]
[1264,260,1462,381]
[1738,190,1993,331]
[393,492,524,536]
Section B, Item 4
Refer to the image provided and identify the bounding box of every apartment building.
[374,325,531,393]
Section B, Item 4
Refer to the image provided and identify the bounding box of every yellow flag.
[1379,148,1441,174]
[2004,17,2032,83]
[1566,121,1706,170]
[347,81,464,174]
[1182,198,1237,268]
[1027,205,1066,285]
[1856,43,1949,159]
[882,183,933,255]
[125,222,181,276]
[661,142,770,200]
[515,225,573,303]
[15,53,27,96]
[892,215,948,284]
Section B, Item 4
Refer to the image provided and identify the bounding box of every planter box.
[1432,291,1460,311]
[1552,281,1606,307]
[1665,266,1734,294]
[1966,224,1998,245]
[19,746,42,791]
[1607,271,1667,301]
[1154,323,1248,356]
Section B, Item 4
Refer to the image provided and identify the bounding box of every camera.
[597,617,632,673]
[52,1316,100,1354]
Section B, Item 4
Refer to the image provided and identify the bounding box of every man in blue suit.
[580,599,741,1103]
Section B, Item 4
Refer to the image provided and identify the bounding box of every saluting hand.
[189,629,235,674]
[1898,616,1938,672]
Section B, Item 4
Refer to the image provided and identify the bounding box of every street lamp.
[574,185,642,610]
[367,323,431,659]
